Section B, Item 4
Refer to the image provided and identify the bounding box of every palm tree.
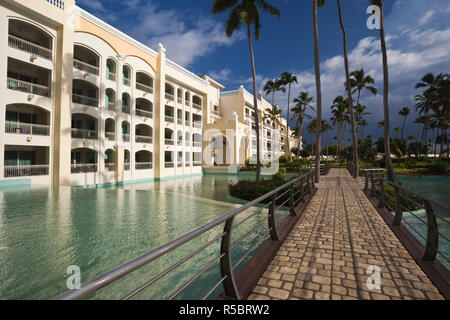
[263,78,285,105]
[280,72,298,161]
[394,126,402,138]
[312,0,327,182]
[359,119,369,141]
[398,106,410,140]
[264,104,282,128]
[377,120,385,128]
[292,92,315,158]
[415,90,433,147]
[370,0,396,183]
[322,120,332,159]
[337,0,358,178]
[212,0,280,182]
[292,125,302,159]
[331,95,349,157]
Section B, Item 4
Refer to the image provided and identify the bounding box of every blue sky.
[76,0,450,145]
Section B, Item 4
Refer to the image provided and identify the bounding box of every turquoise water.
[397,176,450,268]
[0,174,292,300]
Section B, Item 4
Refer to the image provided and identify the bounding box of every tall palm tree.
[394,126,402,138]
[370,0,396,183]
[292,91,315,157]
[331,95,349,157]
[359,119,369,141]
[312,0,327,182]
[322,120,332,159]
[264,104,282,128]
[415,90,433,147]
[398,106,410,140]
[337,0,358,178]
[212,0,280,182]
[263,78,285,105]
[280,72,298,161]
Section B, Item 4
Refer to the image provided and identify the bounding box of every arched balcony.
[8,19,53,60]
[185,131,190,147]
[177,88,183,104]
[136,72,153,94]
[124,149,130,171]
[122,93,131,114]
[106,58,116,81]
[5,104,50,136]
[135,98,153,118]
[105,118,115,141]
[192,133,202,148]
[193,114,202,129]
[165,83,174,101]
[71,114,98,140]
[121,121,130,142]
[71,148,98,173]
[123,65,131,87]
[104,149,115,172]
[165,128,174,145]
[185,92,191,107]
[72,79,98,108]
[7,57,51,97]
[135,150,152,170]
[165,151,174,168]
[105,88,115,111]
[73,45,99,76]
[177,130,183,146]
[4,146,49,178]
[135,124,153,144]
[192,95,202,111]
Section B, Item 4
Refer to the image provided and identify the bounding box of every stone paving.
[248,169,444,300]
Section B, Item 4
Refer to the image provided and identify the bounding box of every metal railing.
[46,0,64,9]
[122,106,130,114]
[177,97,183,104]
[165,93,174,101]
[73,59,99,76]
[320,162,331,176]
[105,132,115,141]
[56,169,315,300]
[8,34,52,60]
[106,72,116,81]
[72,94,98,107]
[193,122,202,129]
[192,103,202,111]
[193,142,202,148]
[136,83,153,94]
[105,163,115,172]
[122,134,130,142]
[165,162,174,168]
[364,170,450,266]
[124,163,130,171]
[135,162,152,170]
[7,78,49,97]
[165,116,174,123]
[135,135,152,144]
[135,109,153,118]
[123,78,131,87]
[105,101,116,111]
[71,128,97,140]
[165,139,174,146]
[4,164,49,178]
[193,161,202,167]
[71,164,97,174]
[5,121,50,136]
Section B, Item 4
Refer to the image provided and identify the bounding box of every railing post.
[370,174,375,198]
[393,186,403,225]
[289,184,297,217]
[300,178,306,203]
[268,193,280,241]
[310,172,316,190]
[378,177,385,209]
[364,171,369,192]
[422,200,439,261]
[220,217,241,300]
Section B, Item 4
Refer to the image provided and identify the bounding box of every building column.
[53,5,75,186]
[115,145,124,183]
[154,44,166,179]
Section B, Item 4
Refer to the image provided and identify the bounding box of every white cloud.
[76,0,105,12]
[209,68,232,82]
[418,10,435,26]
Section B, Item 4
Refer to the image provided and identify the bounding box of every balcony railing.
[177,97,183,104]
[165,116,174,123]
[185,100,190,107]
[105,163,115,172]
[106,72,116,81]
[5,121,50,136]
[7,78,50,97]
[193,142,202,148]
[123,78,131,87]
[193,122,202,129]
[105,132,115,141]
[193,161,202,167]
[185,141,190,147]
[4,164,49,178]
[73,59,99,76]
[135,109,153,118]
[122,134,130,142]
[122,106,130,114]
[165,139,174,146]
[8,34,52,60]
[135,162,152,170]
[71,128,97,140]
[72,93,98,107]
[192,103,202,110]
[177,162,183,168]
[185,121,190,126]
[177,119,183,125]
[135,135,152,144]
[124,163,130,171]
[177,140,183,146]
[165,162,174,168]
[71,163,98,174]
[136,83,153,94]
[105,101,115,111]
[165,93,174,101]
[46,0,65,10]
[185,162,191,167]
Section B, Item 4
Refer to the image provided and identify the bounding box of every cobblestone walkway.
[248,169,443,300]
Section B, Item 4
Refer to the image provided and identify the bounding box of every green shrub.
[427,161,448,174]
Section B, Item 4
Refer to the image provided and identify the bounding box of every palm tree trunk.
[401,116,407,140]
[313,0,322,182]
[379,1,396,183]
[246,23,261,182]
[338,0,358,178]
[286,83,292,161]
